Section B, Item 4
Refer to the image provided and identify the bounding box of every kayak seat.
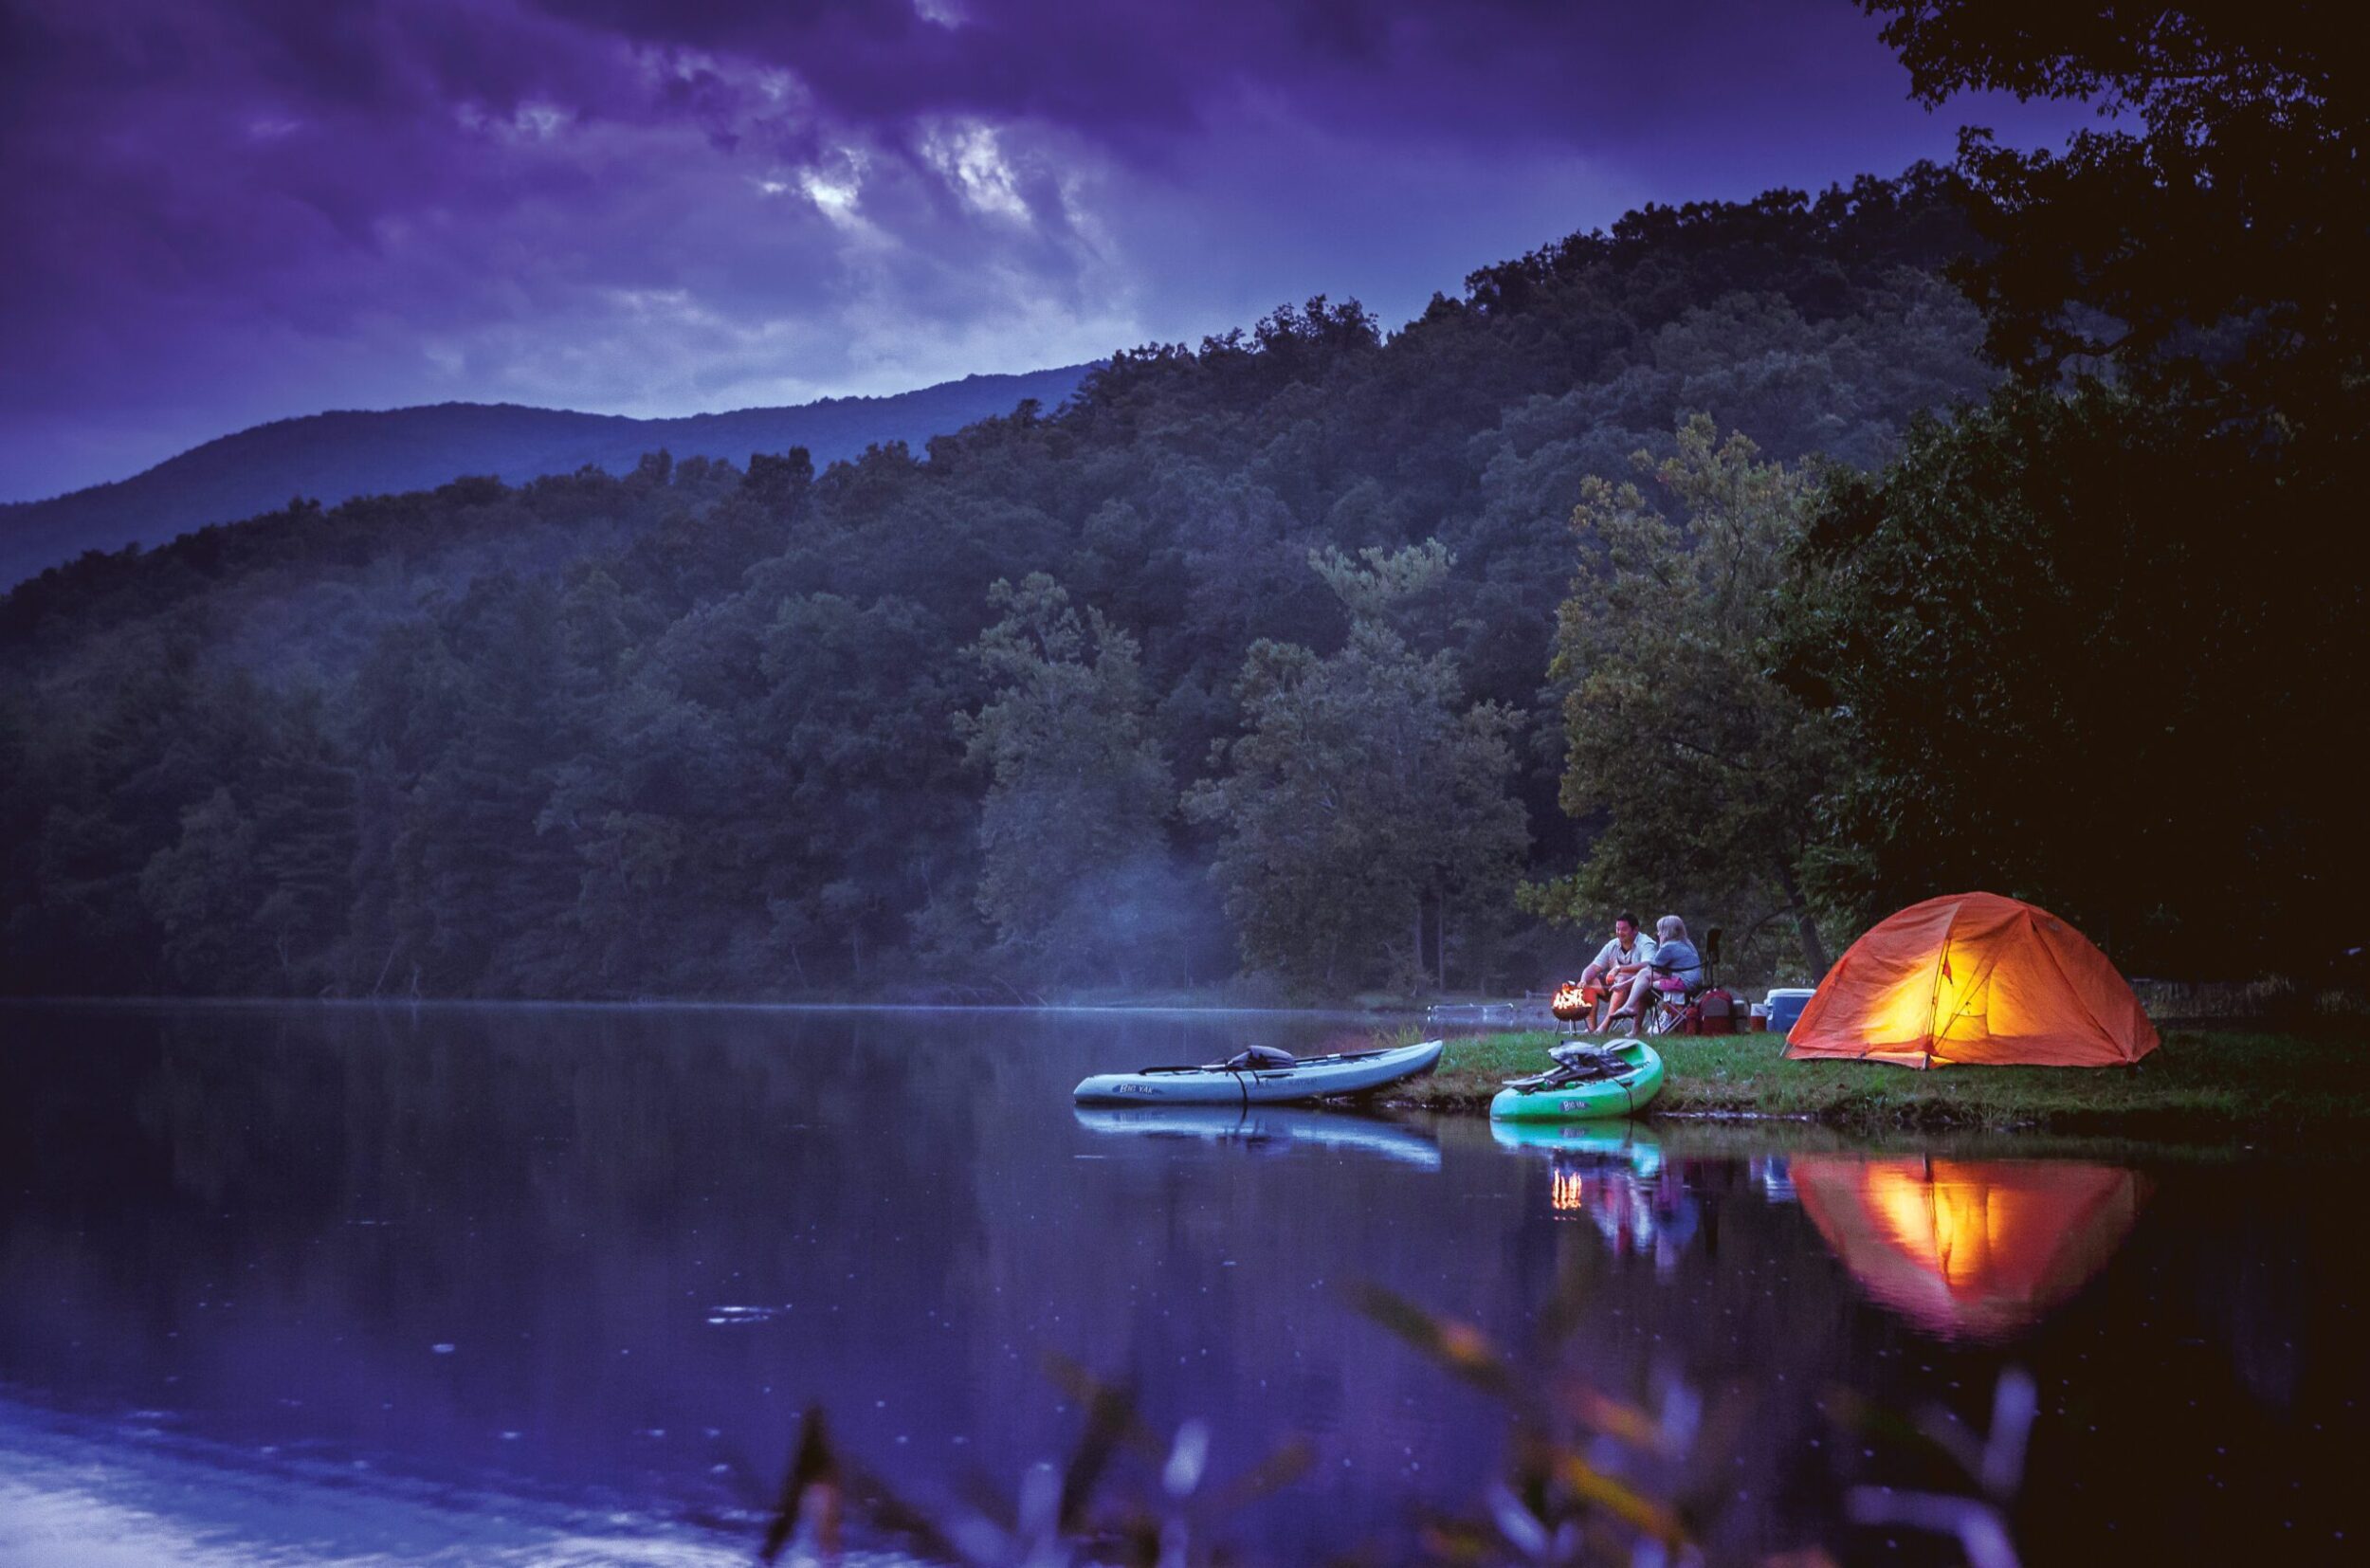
[1223,1046,1297,1072]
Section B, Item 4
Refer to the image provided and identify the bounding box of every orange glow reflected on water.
[1863,1162,2022,1293]
[1796,1157,2146,1340]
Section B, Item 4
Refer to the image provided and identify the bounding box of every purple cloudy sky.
[0,0,2085,502]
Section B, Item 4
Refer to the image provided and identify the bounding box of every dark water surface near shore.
[1,1003,2359,1563]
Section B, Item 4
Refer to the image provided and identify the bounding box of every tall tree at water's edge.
[1188,543,1527,993]
[1531,417,1836,981]
[961,574,1199,989]
[1777,5,2369,971]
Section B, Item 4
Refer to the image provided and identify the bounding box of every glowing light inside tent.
[1862,942,2024,1062]
[1868,961,1942,1050]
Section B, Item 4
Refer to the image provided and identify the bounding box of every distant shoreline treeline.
[8,0,2364,1009]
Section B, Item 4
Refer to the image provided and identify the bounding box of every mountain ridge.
[0,364,1094,587]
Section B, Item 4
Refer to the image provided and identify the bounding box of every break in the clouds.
[0,0,2084,501]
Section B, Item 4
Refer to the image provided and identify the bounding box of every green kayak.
[1488,1039,1665,1121]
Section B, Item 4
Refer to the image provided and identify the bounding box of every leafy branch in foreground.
[760,1357,1309,1568]
[1826,1367,2035,1568]
[1350,1279,1714,1563]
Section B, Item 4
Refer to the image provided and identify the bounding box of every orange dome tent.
[1785,892,2159,1068]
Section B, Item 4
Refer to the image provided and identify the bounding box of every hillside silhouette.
[0,366,1091,587]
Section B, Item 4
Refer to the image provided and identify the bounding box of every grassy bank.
[1386,1028,2370,1136]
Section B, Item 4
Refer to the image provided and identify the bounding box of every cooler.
[1765,987,1817,1036]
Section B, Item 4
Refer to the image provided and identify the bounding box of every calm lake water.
[0,1003,2359,1564]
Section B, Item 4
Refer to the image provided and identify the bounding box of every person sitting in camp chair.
[1577,912,1656,1030]
[1609,915,1704,1027]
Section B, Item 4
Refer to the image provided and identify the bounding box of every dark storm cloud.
[528,0,1898,151]
[0,0,2081,501]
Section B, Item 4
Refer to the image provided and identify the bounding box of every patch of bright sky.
[797,153,869,228]
[921,121,1030,220]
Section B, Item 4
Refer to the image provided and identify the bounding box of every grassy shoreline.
[1382,1028,2370,1137]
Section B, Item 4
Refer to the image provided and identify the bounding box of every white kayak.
[1073,1038,1444,1106]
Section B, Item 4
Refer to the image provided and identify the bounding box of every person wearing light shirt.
[1578,913,1656,1027]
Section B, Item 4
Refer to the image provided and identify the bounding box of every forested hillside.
[0,366,1092,590]
[1,167,1999,999]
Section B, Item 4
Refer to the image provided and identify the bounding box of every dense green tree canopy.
[1187,544,1526,992]
[1529,418,1837,980]
[1781,5,2370,977]
[1867,0,2367,389]
[961,574,1191,986]
[0,168,2041,999]
[1778,378,2361,975]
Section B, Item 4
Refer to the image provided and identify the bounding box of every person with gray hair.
[1608,914,1704,1025]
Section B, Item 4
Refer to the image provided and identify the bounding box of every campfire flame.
[1551,980,1595,1022]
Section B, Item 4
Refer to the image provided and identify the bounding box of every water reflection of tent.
[1786,892,2160,1068]
[1794,1156,2147,1340]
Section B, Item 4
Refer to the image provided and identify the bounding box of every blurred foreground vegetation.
[759,1306,2040,1567]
